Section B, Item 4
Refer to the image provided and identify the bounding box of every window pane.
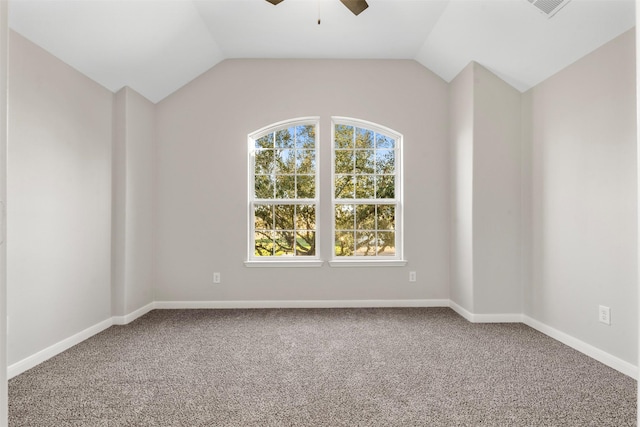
[274,231,295,256]
[296,175,315,199]
[335,124,354,148]
[255,133,274,149]
[355,128,374,149]
[355,175,375,199]
[376,205,395,230]
[377,231,396,256]
[296,125,315,148]
[274,204,295,230]
[276,127,294,148]
[296,204,316,230]
[355,150,375,174]
[254,175,274,199]
[335,175,354,199]
[355,204,375,230]
[276,149,295,174]
[376,149,394,174]
[335,150,354,174]
[254,230,274,256]
[331,121,400,260]
[355,231,376,256]
[376,134,395,149]
[335,231,354,256]
[335,204,354,230]
[254,204,274,230]
[255,149,275,174]
[275,175,296,198]
[375,175,394,199]
[251,120,318,260]
[296,231,316,256]
[296,150,316,174]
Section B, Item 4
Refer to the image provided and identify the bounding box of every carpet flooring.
[8,308,637,426]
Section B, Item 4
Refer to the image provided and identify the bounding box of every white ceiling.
[8,0,636,103]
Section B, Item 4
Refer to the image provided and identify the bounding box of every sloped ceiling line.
[7,0,635,103]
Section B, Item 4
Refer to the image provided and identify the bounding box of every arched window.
[246,117,404,267]
[331,117,403,265]
[247,118,320,265]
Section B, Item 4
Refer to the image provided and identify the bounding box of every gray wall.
[112,87,155,317]
[636,6,639,418]
[472,63,522,314]
[0,0,7,422]
[523,29,637,365]
[449,63,474,312]
[155,59,450,302]
[449,62,522,316]
[7,32,113,364]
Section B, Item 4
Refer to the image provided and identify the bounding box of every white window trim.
[246,117,321,266]
[330,117,406,266]
[328,259,407,267]
[244,260,324,268]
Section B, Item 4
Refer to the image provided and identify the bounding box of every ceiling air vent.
[526,0,571,18]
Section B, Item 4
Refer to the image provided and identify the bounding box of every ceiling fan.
[265,0,369,16]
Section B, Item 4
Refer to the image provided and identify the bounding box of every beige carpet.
[9,308,637,426]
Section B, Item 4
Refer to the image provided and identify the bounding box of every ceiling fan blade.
[265,0,285,5]
[339,0,369,16]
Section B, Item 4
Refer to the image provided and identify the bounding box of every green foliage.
[254,125,316,201]
[254,125,318,256]
[334,203,395,256]
[334,124,395,200]
[253,123,397,258]
[254,204,316,256]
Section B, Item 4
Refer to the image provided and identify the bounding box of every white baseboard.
[8,318,113,379]
[472,313,523,323]
[449,300,522,323]
[523,315,638,379]
[9,302,155,379]
[450,303,637,379]
[154,299,450,309]
[9,301,636,382]
[449,300,474,321]
[112,302,155,325]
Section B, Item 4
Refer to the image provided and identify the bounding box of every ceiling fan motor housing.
[266,0,369,16]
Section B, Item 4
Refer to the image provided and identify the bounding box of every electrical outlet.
[409,271,416,282]
[598,305,610,325]
[213,272,221,284]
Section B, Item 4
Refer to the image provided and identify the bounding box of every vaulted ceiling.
[8,0,636,103]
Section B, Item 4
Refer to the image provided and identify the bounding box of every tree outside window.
[250,119,318,259]
[332,119,401,259]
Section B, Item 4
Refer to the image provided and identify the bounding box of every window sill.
[244,260,324,268]
[328,259,408,267]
